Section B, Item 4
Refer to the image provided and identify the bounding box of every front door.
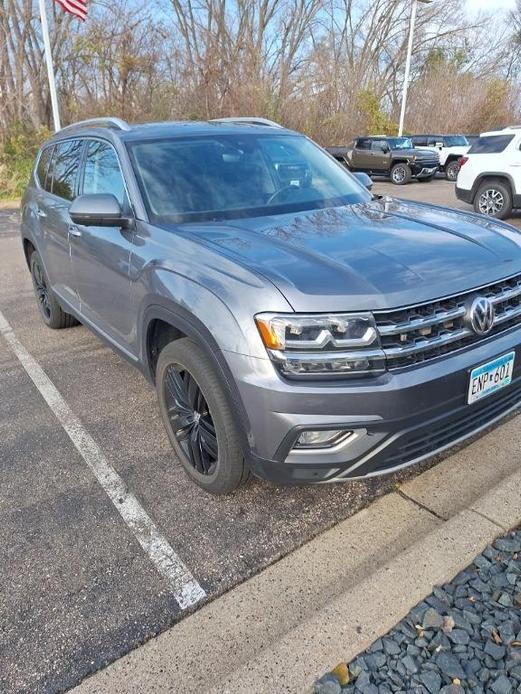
[369,140,391,172]
[70,139,135,350]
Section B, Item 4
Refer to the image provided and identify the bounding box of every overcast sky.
[466,0,516,12]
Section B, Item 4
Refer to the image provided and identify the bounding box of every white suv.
[411,134,470,181]
[456,128,521,220]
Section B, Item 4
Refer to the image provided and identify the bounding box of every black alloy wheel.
[29,250,78,329]
[32,256,51,321]
[164,365,218,475]
[156,338,248,494]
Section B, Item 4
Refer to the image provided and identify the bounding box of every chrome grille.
[375,274,521,369]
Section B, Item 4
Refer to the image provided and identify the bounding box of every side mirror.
[353,171,373,191]
[69,194,131,228]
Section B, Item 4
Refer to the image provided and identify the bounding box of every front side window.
[36,146,53,190]
[82,141,126,205]
[50,140,82,200]
[387,137,413,150]
[469,135,514,154]
[128,133,371,223]
[444,135,469,147]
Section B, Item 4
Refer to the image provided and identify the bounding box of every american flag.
[54,0,88,21]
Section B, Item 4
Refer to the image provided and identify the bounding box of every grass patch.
[0,125,50,201]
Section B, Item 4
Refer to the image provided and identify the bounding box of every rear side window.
[356,138,371,150]
[36,146,53,189]
[412,136,427,146]
[82,141,126,205]
[469,135,514,154]
[51,140,83,200]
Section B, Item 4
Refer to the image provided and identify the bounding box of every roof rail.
[210,117,283,128]
[58,117,131,134]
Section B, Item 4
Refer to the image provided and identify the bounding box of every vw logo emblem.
[466,296,495,336]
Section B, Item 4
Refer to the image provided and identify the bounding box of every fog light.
[294,429,352,449]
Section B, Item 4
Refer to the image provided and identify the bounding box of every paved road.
[0,181,517,693]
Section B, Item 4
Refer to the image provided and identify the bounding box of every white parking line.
[0,310,206,610]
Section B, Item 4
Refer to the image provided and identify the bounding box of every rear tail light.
[459,156,469,167]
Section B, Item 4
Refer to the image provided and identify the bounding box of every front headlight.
[255,312,385,378]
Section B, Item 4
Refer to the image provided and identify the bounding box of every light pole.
[398,0,432,137]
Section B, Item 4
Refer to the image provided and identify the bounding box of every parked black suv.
[327,136,439,184]
[21,118,521,494]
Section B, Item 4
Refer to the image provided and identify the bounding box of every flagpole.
[38,0,61,131]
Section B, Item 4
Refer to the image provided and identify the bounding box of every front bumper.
[413,165,439,179]
[223,326,521,484]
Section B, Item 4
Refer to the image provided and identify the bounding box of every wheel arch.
[471,173,515,202]
[142,302,254,457]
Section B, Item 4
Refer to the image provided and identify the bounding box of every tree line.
[1,0,521,149]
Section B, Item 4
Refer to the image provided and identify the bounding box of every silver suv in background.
[21,118,521,494]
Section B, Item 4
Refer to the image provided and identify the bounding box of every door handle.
[37,209,47,219]
[68,225,82,237]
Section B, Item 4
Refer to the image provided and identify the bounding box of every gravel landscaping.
[314,528,521,694]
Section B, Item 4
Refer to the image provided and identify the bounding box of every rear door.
[35,139,83,308]
[350,138,373,169]
[70,139,135,349]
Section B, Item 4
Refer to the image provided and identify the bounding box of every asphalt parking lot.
[0,180,518,693]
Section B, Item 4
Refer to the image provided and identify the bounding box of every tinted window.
[411,136,427,146]
[469,135,514,154]
[370,140,387,151]
[36,146,53,190]
[82,141,126,205]
[128,134,371,223]
[51,140,82,200]
[444,135,468,147]
[356,139,371,150]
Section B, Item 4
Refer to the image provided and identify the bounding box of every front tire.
[30,251,78,329]
[474,180,512,220]
[390,162,412,185]
[156,338,248,495]
[445,160,460,182]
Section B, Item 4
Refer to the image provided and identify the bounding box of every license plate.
[467,352,515,405]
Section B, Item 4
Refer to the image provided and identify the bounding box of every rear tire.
[156,338,249,495]
[445,160,460,182]
[474,180,512,220]
[30,251,78,329]
[390,162,412,185]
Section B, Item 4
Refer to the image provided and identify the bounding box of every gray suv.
[21,118,521,494]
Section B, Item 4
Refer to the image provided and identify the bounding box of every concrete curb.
[72,416,521,694]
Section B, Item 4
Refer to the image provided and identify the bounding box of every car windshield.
[387,137,413,150]
[444,136,468,147]
[127,133,371,223]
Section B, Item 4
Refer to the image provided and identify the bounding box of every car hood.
[173,198,521,312]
